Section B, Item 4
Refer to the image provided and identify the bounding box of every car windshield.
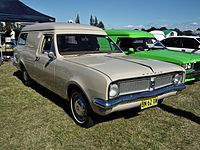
[118,38,166,52]
[57,34,121,55]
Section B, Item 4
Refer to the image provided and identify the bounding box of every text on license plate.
[141,97,158,110]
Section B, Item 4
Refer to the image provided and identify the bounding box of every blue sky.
[21,0,200,29]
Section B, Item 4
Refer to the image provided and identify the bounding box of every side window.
[117,38,133,51]
[163,38,182,47]
[182,38,199,49]
[42,35,54,54]
[97,37,111,51]
[18,33,28,45]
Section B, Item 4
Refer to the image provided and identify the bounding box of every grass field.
[0,62,199,150]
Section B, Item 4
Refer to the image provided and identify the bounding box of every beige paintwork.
[14,23,185,115]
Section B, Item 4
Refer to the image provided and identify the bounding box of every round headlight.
[187,63,192,69]
[173,74,182,85]
[182,63,192,70]
[181,64,187,70]
[109,84,119,99]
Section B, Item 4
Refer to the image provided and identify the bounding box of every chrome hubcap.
[74,97,86,117]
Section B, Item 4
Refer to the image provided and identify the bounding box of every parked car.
[106,30,200,82]
[161,36,200,54]
[13,23,186,127]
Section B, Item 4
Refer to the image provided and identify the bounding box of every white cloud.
[192,22,198,25]
[123,25,134,28]
[123,24,145,29]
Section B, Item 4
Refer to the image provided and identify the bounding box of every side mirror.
[124,48,134,55]
[128,48,134,52]
[48,51,55,60]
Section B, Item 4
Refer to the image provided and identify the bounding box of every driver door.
[34,34,56,91]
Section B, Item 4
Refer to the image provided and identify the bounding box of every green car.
[106,30,200,82]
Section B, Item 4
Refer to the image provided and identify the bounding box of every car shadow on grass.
[13,70,141,127]
[13,70,72,116]
[158,104,200,125]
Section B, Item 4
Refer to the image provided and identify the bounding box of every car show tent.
[150,30,178,41]
[0,0,55,63]
[0,0,55,22]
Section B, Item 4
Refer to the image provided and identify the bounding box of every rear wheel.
[70,89,94,128]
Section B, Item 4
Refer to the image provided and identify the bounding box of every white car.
[161,36,200,54]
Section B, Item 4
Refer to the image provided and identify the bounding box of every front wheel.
[158,99,164,105]
[70,90,94,128]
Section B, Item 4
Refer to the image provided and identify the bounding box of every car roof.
[166,36,200,39]
[21,22,107,35]
[106,29,154,38]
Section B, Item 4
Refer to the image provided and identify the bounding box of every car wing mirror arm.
[48,51,56,60]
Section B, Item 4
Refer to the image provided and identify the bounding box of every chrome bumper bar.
[93,83,185,110]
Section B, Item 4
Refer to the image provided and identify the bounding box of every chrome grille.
[155,74,173,89]
[118,74,174,96]
[119,78,150,95]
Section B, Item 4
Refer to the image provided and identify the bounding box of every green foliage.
[89,15,105,29]
[173,28,183,35]
[90,15,94,26]
[75,14,80,24]
[5,22,16,30]
[159,26,167,30]
[146,27,157,32]
[182,30,193,36]
[97,21,105,30]
[0,22,4,31]
[94,16,98,26]
[0,22,22,32]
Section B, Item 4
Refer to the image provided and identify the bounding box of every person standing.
[10,29,16,45]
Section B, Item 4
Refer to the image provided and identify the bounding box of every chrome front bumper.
[92,83,185,115]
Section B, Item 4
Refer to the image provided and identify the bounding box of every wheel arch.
[67,82,90,103]
[19,60,26,71]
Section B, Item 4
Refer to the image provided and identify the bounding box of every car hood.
[64,53,183,81]
[131,49,200,65]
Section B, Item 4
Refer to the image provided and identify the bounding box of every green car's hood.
[130,49,200,65]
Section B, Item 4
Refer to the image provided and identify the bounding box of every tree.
[75,14,80,24]
[5,22,16,30]
[173,28,182,35]
[94,16,98,26]
[90,15,94,26]
[90,15,105,29]
[146,27,157,32]
[0,22,4,31]
[159,26,167,31]
[182,30,193,36]
[97,21,105,30]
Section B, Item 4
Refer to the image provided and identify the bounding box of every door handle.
[35,57,40,61]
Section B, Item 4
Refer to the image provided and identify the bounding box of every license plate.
[141,97,158,109]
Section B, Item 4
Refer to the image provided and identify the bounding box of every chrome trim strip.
[93,83,185,109]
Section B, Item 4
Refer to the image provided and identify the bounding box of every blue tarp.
[0,0,55,22]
